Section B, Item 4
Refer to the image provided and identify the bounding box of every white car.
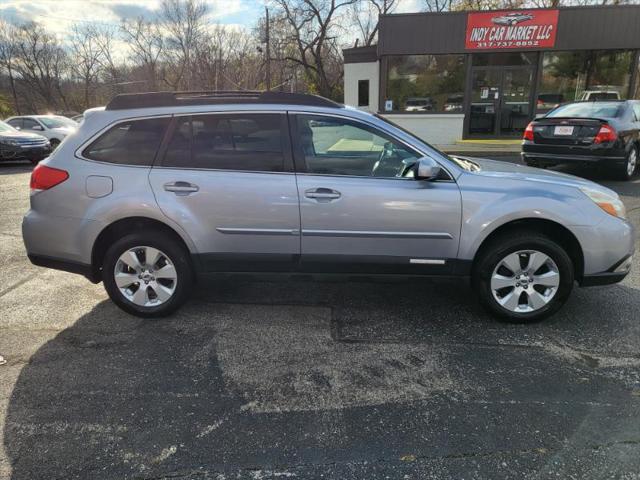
[5,115,78,149]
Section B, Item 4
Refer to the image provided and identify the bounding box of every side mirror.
[414,156,442,180]
[32,125,44,131]
[14,126,21,130]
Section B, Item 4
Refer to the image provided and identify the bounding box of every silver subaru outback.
[22,91,635,322]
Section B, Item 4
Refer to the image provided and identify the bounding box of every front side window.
[7,119,22,129]
[384,54,466,114]
[162,114,286,172]
[22,118,41,130]
[296,115,420,178]
[83,117,170,166]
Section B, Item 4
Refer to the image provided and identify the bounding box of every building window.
[384,54,466,114]
[358,80,370,107]
[537,50,634,113]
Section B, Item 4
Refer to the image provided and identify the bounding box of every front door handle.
[164,181,199,196]
[305,188,341,201]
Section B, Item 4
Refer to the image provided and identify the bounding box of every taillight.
[593,124,617,144]
[523,122,534,141]
[30,164,69,191]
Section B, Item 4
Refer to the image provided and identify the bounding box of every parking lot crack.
[0,271,42,298]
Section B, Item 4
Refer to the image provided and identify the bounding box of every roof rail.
[105,91,342,110]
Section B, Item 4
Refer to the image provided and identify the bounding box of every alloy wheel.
[628,149,637,177]
[490,250,560,314]
[114,246,177,307]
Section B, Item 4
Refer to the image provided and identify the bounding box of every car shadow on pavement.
[4,277,640,479]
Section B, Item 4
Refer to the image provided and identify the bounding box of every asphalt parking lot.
[1,158,640,480]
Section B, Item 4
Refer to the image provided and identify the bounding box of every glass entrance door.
[500,69,533,136]
[469,69,501,136]
[468,67,534,137]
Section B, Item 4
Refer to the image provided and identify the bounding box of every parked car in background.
[522,100,640,180]
[579,90,621,101]
[537,93,565,110]
[22,91,634,323]
[0,120,51,165]
[405,97,436,112]
[444,94,464,113]
[71,114,84,123]
[5,115,78,150]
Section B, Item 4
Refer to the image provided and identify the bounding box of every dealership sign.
[465,10,559,50]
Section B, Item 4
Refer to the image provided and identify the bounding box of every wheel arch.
[91,216,196,282]
[471,218,585,281]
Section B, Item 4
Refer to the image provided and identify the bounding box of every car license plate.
[554,126,574,136]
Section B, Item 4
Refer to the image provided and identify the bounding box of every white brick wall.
[380,114,465,145]
[344,62,379,113]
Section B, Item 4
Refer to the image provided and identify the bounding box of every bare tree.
[271,0,357,99]
[0,20,20,114]
[350,0,398,47]
[11,22,69,111]
[121,18,164,91]
[69,24,111,109]
[160,0,210,90]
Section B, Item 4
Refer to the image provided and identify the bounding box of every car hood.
[0,131,47,141]
[455,156,617,195]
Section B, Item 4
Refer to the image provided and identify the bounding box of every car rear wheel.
[472,231,574,323]
[616,146,637,181]
[102,232,193,317]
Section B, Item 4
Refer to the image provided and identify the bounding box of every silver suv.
[22,91,635,322]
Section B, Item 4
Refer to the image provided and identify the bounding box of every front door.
[291,113,462,274]
[468,67,534,137]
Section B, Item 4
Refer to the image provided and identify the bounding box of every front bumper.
[581,254,633,286]
[0,144,51,161]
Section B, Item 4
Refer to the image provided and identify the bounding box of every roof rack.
[105,91,343,110]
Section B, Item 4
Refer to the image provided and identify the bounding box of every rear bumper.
[27,254,99,283]
[521,151,626,166]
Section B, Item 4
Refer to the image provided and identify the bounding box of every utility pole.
[265,6,271,91]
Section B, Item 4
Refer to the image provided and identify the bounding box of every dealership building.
[343,5,640,144]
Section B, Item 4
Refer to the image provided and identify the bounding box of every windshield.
[0,121,17,133]
[547,102,623,119]
[39,116,77,129]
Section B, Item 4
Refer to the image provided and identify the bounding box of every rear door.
[149,112,300,272]
[291,113,462,274]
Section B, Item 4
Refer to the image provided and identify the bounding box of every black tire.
[49,138,61,150]
[472,231,574,323]
[615,145,637,181]
[102,231,193,318]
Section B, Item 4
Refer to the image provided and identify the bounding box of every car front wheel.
[102,232,193,317]
[473,231,574,323]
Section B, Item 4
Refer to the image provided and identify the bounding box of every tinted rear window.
[162,114,286,172]
[83,117,170,166]
[546,102,623,119]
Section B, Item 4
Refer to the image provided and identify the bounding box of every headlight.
[580,186,627,219]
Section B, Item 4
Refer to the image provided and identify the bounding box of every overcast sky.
[0,0,422,39]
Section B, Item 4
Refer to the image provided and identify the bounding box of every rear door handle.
[305,188,341,201]
[164,181,199,196]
